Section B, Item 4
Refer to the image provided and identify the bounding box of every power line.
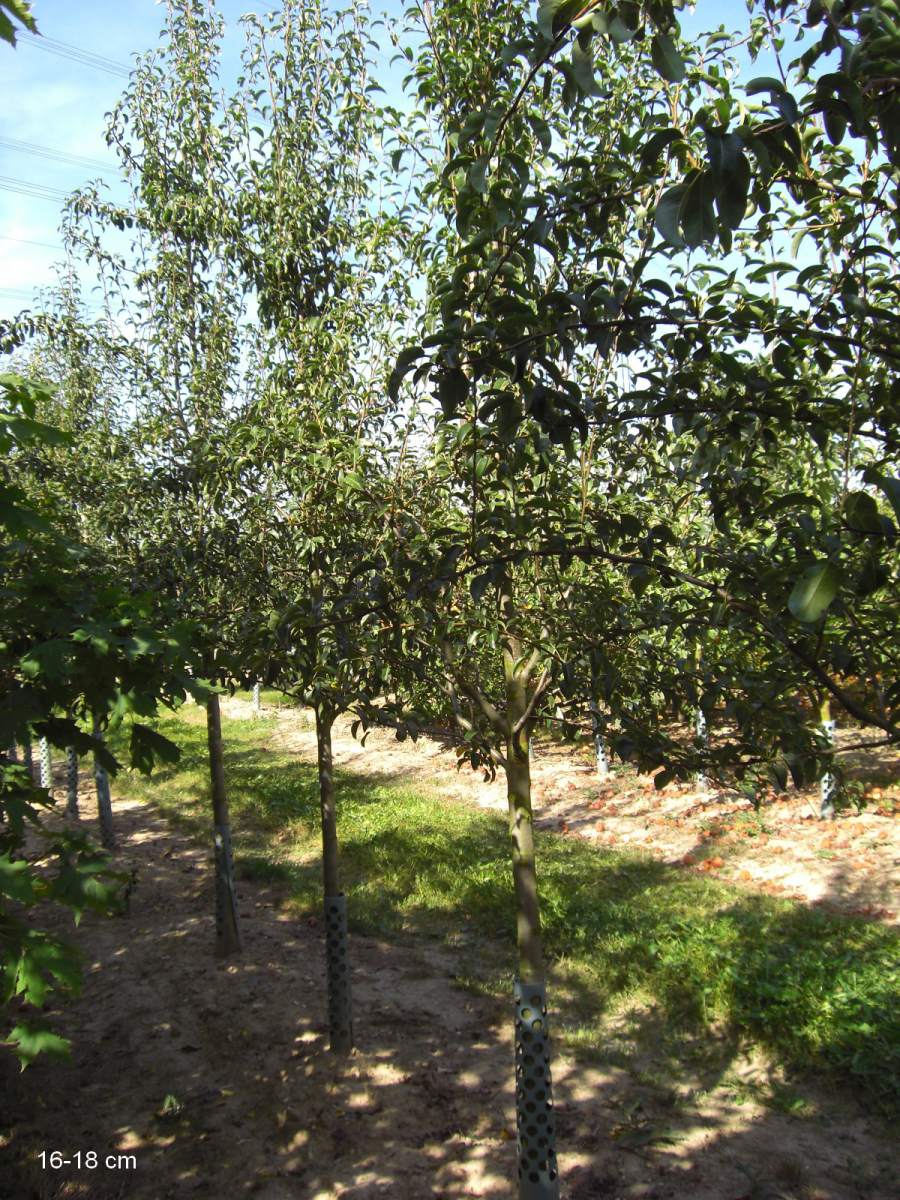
[0,288,41,299]
[0,235,63,252]
[0,286,105,308]
[16,33,130,79]
[0,136,112,174]
[0,175,70,203]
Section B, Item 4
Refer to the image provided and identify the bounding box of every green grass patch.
[118,705,900,1109]
[234,686,302,711]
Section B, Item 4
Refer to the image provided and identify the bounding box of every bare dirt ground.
[244,698,899,925]
[1,703,897,1200]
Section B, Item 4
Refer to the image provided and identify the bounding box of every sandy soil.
[241,699,899,925]
[1,704,897,1200]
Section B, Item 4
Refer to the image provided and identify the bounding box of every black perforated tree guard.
[514,979,559,1199]
[324,894,353,1054]
[66,747,79,818]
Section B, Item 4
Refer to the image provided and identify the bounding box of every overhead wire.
[0,175,70,203]
[0,136,112,174]
[15,33,130,78]
[0,234,64,252]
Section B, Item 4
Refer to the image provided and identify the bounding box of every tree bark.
[316,703,353,1054]
[505,727,545,983]
[500,578,558,1199]
[22,736,33,780]
[316,704,340,898]
[92,719,115,851]
[206,693,241,956]
[94,765,116,851]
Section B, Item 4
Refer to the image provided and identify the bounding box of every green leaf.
[0,854,36,903]
[571,32,599,96]
[823,105,847,146]
[19,639,69,683]
[714,151,751,230]
[2,416,72,447]
[873,476,900,525]
[6,1023,70,1068]
[388,346,425,401]
[437,368,469,419]
[788,562,841,623]
[844,491,882,534]
[654,184,687,247]
[468,157,489,195]
[650,33,685,83]
[537,0,584,40]
[129,725,181,775]
[745,76,799,123]
[679,171,717,248]
[641,127,683,169]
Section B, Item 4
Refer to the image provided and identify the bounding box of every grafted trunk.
[206,694,241,956]
[22,737,33,780]
[316,703,352,1054]
[502,616,558,1200]
[505,731,545,984]
[94,765,115,850]
[91,719,115,851]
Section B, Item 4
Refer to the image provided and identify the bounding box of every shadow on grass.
[118,708,900,1116]
[5,712,897,1200]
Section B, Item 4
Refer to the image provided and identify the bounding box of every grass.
[116,703,900,1110]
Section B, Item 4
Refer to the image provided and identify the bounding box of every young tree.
[224,0,421,1050]
[392,2,900,1192]
[65,0,262,956]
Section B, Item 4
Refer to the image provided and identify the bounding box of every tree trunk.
[65,746,79,819]
[94,765,115,850]
[503,637,558,1199]
[22,736,33,780]
[591,701,610,779]
[316,703,352,1055]
[91,719,116,850]
[206,693,241,956]
[694,705,708,791]
[819,696,836,820]
[505,730,545,984]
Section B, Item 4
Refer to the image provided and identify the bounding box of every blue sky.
[1,1,263,319]
[1,0,770,323]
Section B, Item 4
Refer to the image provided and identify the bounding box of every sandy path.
[1,720,897,1199]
